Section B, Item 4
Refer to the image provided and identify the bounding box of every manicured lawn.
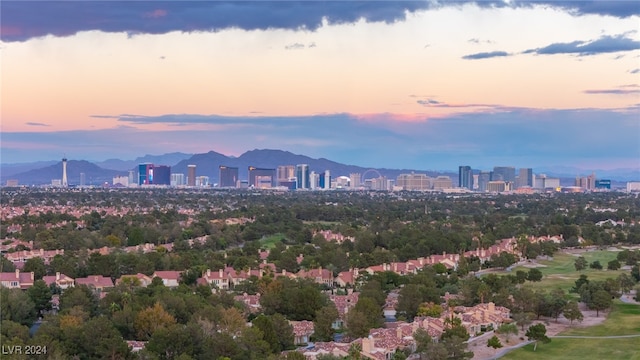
[508,250,626,294]
[259,233,286,249]
[501,302,640,360]
[501,337,640,360]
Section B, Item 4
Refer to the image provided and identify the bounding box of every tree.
[134,302,177,340]
[562,301,583,325]
[525,323,550,351]
[442,317,470,341]
[574,256,588,271]
[313,304,339,342]
[354,296,384,330]
[477,282,491,304]
[590,289,612,317]
[441,335,474,360]
[590,260,603,270]
[27,279,52,316]
[0,287,37,326]
[487,335,503,349]
[346,309,370,339]
[417,302,443,318]
[527,268,543,282]
[512,312,533,331]
[496,323,518,343]
[23,257,46,280]
[607,259,621,271]
[618,273,635,294]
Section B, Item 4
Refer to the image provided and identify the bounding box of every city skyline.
[2,1,639,170]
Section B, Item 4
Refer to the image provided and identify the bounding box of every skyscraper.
[277,165,296,184]
[219,166,239,187]
[153,165,171,185]
[493,166,516,184]
[296,164,310,189]
[138,163,153,185]
[62,157,68,187]
[248,166,276,188]
[477,171,492,192]
[187,165,196,186]
[80,172,86,187]
[458,166,473,190]
[517,168,533,188]
[350,173,362,188]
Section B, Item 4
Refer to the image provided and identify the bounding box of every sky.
[2,1,639,171]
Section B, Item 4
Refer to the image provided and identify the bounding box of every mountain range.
[1,149,638,186]
[0,149,454,186]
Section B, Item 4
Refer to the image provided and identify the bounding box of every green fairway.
[501,302,640,360]
[508,250,627,293]
[501,337,640,360]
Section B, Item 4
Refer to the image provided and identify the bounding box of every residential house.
[290,320,314,345]
[115,273,153,288]
[0,269,35,289]
[42,272,75,290]
[152,271,182,288]
[75,275,114,291]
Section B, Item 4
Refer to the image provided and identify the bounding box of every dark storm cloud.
[461,51,510,60]
[2,1,638,42]
[0,1,429,42]
[523,34,640,56]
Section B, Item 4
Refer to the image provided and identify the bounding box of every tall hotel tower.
[458,166,473,190]
[62,157,68,187]
[187,165,196,187]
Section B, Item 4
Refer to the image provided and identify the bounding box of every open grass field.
[501,301,640,360]
[501,302,640,360]
[259,233,286,249]
[501,337,640,360]
[509,250,626,293]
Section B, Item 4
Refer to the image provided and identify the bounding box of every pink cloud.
[143,9,167,19]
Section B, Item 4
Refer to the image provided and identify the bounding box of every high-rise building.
[137,163,170,185]
[113,176,129,187]
[458,166,473,190]
[277,165,296,184]
[62,157,68,187]
[595,179,611,189]
[196,176,209,187]
[128,170,136,186]
[349,173,362,189]
[477,171,492,192]
[396,172,431,191]
[517,168,533,188]
[187,165,196,187]
[153,165,171,185]
[296,164,310,189]
[310,171,319,190]
[219,166,239,188]
[80,172,86,187]
[320,170,331,190]
[432,176,453,190]
[486,181,511,192]
[138,163,154,185]
[170,173,185,186]
[493,166,516,184]
[248,166,276,188]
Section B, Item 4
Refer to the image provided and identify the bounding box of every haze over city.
[2,1,639,170]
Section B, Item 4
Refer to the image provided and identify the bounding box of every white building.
[113,176,129,187]
[627,182,640,192]
[170,173,185,186]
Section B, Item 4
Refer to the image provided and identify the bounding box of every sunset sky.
[2,1,639,170]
